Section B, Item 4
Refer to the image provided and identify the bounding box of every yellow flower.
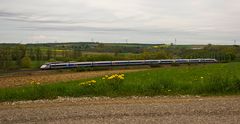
[102,77,105,80]
[91,80,96,83]
[116,75,124,79]
[200,77,204,79]
[119,77,124,80]
[30,81,34,84]
[108,76,113,80]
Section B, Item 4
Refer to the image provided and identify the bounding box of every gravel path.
[0,96,239,124]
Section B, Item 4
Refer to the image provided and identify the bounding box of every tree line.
[0,44,239,70]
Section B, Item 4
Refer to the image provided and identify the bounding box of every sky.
[0,0,239,45]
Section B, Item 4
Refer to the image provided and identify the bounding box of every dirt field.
[0,69,148,88]
[0,96,239,124]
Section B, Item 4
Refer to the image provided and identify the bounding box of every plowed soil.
[0,69,148,88]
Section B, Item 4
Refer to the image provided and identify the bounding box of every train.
[40,59,217,70]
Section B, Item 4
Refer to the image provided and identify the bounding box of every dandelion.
[79,79,97,86]
[118,75,124,80]
[30,81,35,84]
[119,77,124,80]
[79,82,85,86]
[91,80,96,83]
[108,76,114,80]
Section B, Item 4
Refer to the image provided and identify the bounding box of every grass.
[0,63,240,102]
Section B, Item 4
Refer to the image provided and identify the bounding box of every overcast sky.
[0,0,239,44]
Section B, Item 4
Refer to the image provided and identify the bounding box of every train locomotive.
[40,59,217,70]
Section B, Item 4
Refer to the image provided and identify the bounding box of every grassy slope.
[0,63,240,102]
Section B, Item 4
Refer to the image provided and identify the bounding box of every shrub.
[21,56,32,68]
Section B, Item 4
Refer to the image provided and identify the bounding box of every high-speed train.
[40,59,217,70]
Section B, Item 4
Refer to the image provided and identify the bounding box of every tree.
[21,56,32,68]
[48,58,56,62]
[73,49,82,59]
[156,50,169,59]
[35,47,42,61]
[0,47,13,70]
[47,48,52,60]
[29,48,36,60]
[12,45,27,66]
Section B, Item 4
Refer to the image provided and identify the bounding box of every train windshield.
[40,64,47,69]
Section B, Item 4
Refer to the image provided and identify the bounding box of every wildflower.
[30,81,35,84]
[119,77,124,80]
[102,77,105,80]
[108,76,114,80]
[118,75,124,80]
[200,77,204,79]
[79,82,85,86]
[91,80,96,83]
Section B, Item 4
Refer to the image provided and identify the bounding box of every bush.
[21,56,32,68]
[48,58,56,62]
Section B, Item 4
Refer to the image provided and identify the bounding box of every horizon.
[0,41,238,46]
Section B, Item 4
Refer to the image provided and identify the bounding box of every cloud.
[27,34,58,42]
[0,0,240,44]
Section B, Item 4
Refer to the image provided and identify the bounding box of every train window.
[77,63,92,65]
[93,63,111,65]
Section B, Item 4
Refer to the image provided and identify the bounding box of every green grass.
[0,63,240,102]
